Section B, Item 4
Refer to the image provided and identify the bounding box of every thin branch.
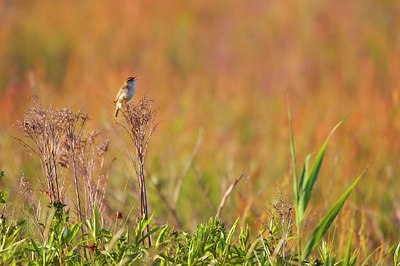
[216,173,248,218]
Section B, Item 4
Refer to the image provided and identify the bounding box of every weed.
[117,95,158,247]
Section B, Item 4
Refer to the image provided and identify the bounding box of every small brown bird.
[114,76,136,117]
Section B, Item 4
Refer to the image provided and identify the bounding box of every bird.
[114,76,136,117]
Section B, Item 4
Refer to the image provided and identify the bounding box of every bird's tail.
[114,102,121,117]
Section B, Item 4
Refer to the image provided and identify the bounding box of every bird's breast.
[127,87,135,100]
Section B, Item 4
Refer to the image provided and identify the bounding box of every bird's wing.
[115,85,127,102]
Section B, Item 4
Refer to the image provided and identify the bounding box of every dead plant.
[17,98,111,224]
[17,99,86,207]
[117,95,158,247]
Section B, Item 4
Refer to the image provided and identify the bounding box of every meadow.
[0,1,399,264]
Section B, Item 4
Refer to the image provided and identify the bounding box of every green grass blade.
[302,119,345,214]
[289,107,301,231]
[93,207,100,240]
[30,239,41,254]
[226,218,239,246]
[295,118,348,253]
[65,222,81,244]
[137,227,159,246]
[288,106,298,192]
[360,243,385,265]
[394,241,400,266]
[299,154,311,192]
[297,154,311,226]
[155,225,170,249]
[343,229,353,266]
[302,170,365,261]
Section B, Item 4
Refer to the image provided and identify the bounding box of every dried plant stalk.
[118,95,157,247]
[63,112,88,222]
[17,99,87,207]
[17,98,111,224]
[216,173,248,218]
[74,130,111,220]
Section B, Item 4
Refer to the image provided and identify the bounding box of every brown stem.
[216,173,248,218]
[139,145,151,247]
[70,132,83,223]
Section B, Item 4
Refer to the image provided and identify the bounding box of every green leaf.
[293,118,346,232]
[289,107,298,204]
[296,155,311,226]
[134,214,154,245]
[136,226,159,246]
[226,218,239,246]
[155,224,170,249]
[106,227,125,251]
[343,229,353,266]
[30,239,41,254]
[302,170,365,260]
[302,119,345,218]
[65,222,81,244]
[394,241,400,266]
[93,207,100,240]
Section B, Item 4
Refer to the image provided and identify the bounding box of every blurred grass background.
[0,0,399,252]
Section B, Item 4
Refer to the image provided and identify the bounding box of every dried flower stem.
[118,95,157,247]
[16,99,86,206]
[17,98,110,224]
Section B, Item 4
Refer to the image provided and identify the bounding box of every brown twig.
[216,173,249,218]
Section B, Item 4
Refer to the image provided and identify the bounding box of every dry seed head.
[120,95,157,142]
[88,130,102,143]
[97,140,110,157]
